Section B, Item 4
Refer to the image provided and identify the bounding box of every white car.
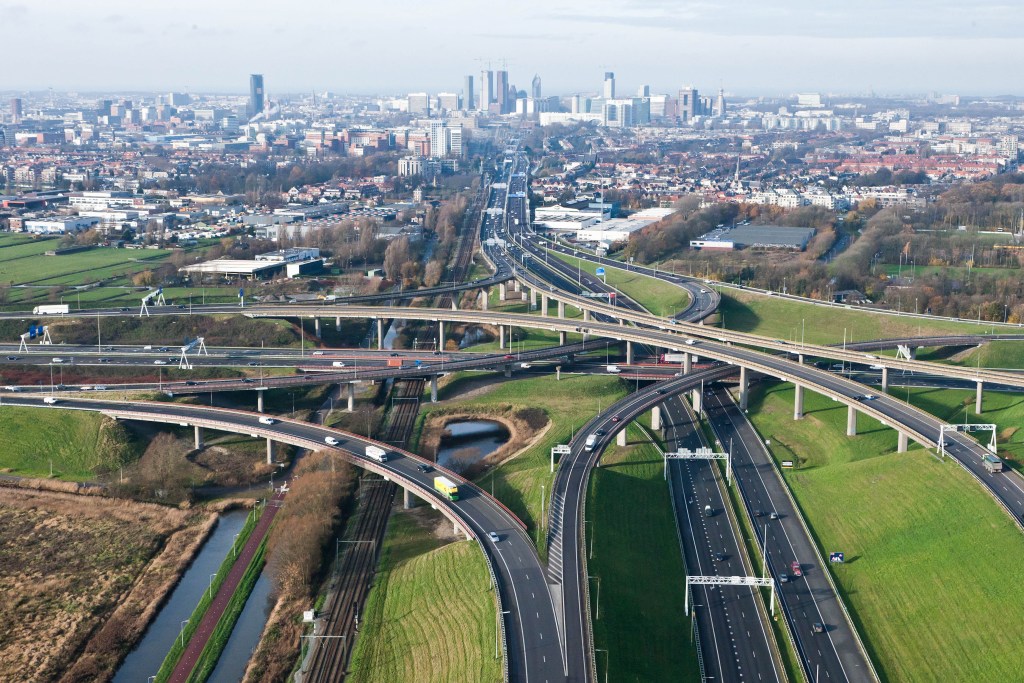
[259,416,276,425]
[488,531,500,543]
[43,397,58,404]
[153,360,167,365]
[312,351,324,356]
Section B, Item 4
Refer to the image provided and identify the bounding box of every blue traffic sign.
[595,267,606,276]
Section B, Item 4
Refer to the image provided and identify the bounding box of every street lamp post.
[179,619,189,648]
[589,575,601,619]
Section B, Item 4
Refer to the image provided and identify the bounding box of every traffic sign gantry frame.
[939,423,998,458]
[685,575,776,617]
[662,446,731,485]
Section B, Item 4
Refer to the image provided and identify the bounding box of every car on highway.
[52,358,65,364]
[43,397,59,404]
[248,362,261,367]
[416,463,432,473]
[324,436,340,446]
[657,389,667,395]
[153,360,167,365]
[715,551,727,562]
[185,381,198,386]
[488,531,500,543]
[259,417,276,425]
[595,429,606,437]
[769,511,779,520]
[504,354,514,360]
[812,622,825,634]
[5,356,17,361]
[861,394,878,401]
[389,352,400,357]
[611,416,620,422]
[312,351,324,356]
[119,307,129,312]
[778,573,789,583]
[242,378,254,384]
[790,561,802,576]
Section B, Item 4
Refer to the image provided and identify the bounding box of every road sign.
[595,267,605,276]
[829,552,845,563]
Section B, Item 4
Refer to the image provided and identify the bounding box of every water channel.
[113,509,251,682]
[207,572,273,683]
[435,420,509,472]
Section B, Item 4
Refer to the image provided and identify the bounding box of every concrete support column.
[557,301,565,319]
[583,309,591,322]
[530,288,538,311]
[541,294,549,316]
[847,405,857,436]
[499,325,506,349]
[347,383,355,412]
[376,319,383,350]
[438,321,445,351]
[684,353,692,375]
[797,354,804,365]
[556,366,561,380]
[739,367,749,411]
[404,488,415,509]
[616,430,627,447]
[976,381,983,415]
[651,405,662,430]
[511,279,519,293]
[691,388,702,415]
[626,341,634,365]
[431,375,438,403]
[266,438,274,465]
[504,364,512,378]
[559,331,567,345]
[909,346,917,360]
[194,426,204,450]
[897,431,909,453]
[481,290,489,310]
[499,282,507,301]
[257,390,264,413]
[314,317,320,337]
[336,316,341,328]
[794,384,804,420]
[881,366,889,393]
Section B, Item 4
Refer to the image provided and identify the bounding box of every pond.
[435,420,509,472]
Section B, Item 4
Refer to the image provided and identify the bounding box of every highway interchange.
[3,143,1024,682]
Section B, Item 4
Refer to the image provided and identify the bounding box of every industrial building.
[690,225,817,251]
[181,248,322,280]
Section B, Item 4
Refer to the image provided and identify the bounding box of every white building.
[25,216,100,234]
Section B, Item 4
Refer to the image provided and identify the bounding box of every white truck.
[584,434,598,452]
[365,445,388,463]
[606,365,621,374]
[33,304,69,315]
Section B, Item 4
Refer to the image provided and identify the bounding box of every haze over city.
[3,0,1024,94]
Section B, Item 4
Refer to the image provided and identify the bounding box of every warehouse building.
[690,225,816,251]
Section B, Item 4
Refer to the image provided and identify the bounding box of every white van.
[43,397,59,404]
[584,434,598,452]
[259,416,276,425]
[332,361,346,367]
[324,436,339,446]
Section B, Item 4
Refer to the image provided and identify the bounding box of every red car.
[504,354,514,360]
[790,561,802,577]
[611,416,621,423]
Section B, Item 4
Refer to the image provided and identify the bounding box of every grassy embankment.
[346,508,501,683]
[587,421,701,682]
[154,506,260,683]
[0,407,138,480]
[746,381,1024,681]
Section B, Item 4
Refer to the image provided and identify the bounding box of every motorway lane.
[0,394,566,683]
[661,395,782,683]
[703,386,875,683]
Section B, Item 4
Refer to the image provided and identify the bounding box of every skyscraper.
[603,72,615,100]
[531,75,542,100]
[249,74,265,119]
[678,86,698,122]
[9,98,22,124]
[464,75,475,113]
[480,70,493,112]
[495,70,509,114]
[715,88,726,118]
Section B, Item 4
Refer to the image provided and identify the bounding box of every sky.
[3,0,1023,97]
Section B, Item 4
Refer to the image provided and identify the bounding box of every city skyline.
[2,0,1023,95]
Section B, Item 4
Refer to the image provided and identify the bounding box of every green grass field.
[548,249,691,317]
[718,289,1000,346]
[0,406,138,479]
[419,373,627,552]
[346,508,501,683]
[587,422,701,682]
[747,382,1024,681]
[0,236,176,286]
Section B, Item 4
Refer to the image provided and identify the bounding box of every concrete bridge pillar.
[976,381,984,415]
[481,289,489,310]
[376,319,384,350]
[194,426,204,450]
[881,366,889,393]
[909,346,917,360]
[530,288,538,311]
[557,301,565,319]
[684,353,692,375]
[847,405,857,436]
[499,282,507,301]
[455,522,471,540]
[556,366,561,381]
[431,375,438,403]
[898,431,909,453]
[691,388,702,415]
[314,317,321,337]
[739,367,749,411]
[626,341,634,365]
[616,430,627,447]
[794,384,804,420]
[347,383,355,412]
[336,316,341,328]
[257,390,264,413]
[499,325,506,350]
[511,279,520,293]
[504,363,512,378]
[559,331,567,346]
[651,405,662,431]
[541,294,549,316]
[583,309,591,322]
[404,488,416,509]
[797,354,804,365]
[266,438,274,465]
[438,321,445,351]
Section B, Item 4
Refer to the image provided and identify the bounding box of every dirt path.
[168,489,285,683]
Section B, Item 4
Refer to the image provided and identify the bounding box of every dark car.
[657,389,667,395]
[595,429,606,437]
[5,356,17,361]
[812,622,825,634]
[416,463,432,473]
[242,378,254,384]
[185,381,198,386]
[389,352,400,357]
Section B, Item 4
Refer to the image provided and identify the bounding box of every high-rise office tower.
[480,70,493,112]
[407,93,430,115]
[715,88,726,118]
[249,74,265,118]
[603,72,615,99]
[438,93,460,111]
[464,75,475,112]
[531,75,542,100]
[637,84,651,97]
[678,86,697,122]
[9,98,22,124]
[429,120,447,158]
[495,70,509,113]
